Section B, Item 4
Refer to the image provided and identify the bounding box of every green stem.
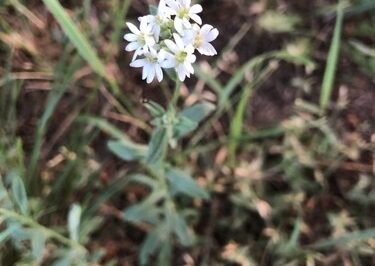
[0,208,86,252]
[170,79,181,110]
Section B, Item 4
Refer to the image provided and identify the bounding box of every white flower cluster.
[124,0,219,83]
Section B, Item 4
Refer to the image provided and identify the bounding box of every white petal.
[155,65,163,82]
[198,43,217,56]
[206,28,219,42]
[126,42,140,52]
[130,59,146,68]
[142,63,150,80]
[174,18,184,34]
[139,19,148,32]
[185,45,195,54]
[124,33,138,42]
[201,24,213,35]
[190,4,202,14]
[144,35,156,46]
[146,65,156,83]
[132,48,143,61]
[165,0,179,11]
[160,57,176,68]
[184,61,194,74]
[176,65,186,81]
[173,33,185,50]
[182,0,191,8]
[186,53,196,63]
[126,22,140,34]
[164,40,178,54]
[189,14,202,25]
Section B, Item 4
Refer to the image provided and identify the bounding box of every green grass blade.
[194,65,223,94]
[312,228,375,250]
[41,0,116,90]
[228,84,252,165]
[320,2,344,110]
[27,54,82,190]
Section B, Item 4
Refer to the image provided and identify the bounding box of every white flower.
[163,33,196,81]
[124,0,218,84]
[183,24,219,56]
[139,0,172,41]
[124,20,156,61]
[130,48,167,83]
[165,0,203,33]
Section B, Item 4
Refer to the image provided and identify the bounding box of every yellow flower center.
[177,8,189,19]
[146,55,158,64]
[194,35,203,48]
[176,51,187,63]
[138,34,146,45]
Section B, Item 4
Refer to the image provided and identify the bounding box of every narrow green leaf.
[68,204,82,242]
[7,172,28,215]
[144,100,166,118]
[140,229,162,266]
[194,65,224,94]
[172,214,194,246]
[123,191,165,224]
[166,168,209,200]
[179,102,215,124]
[128,174,158,189]
[108,140,148,161]
[42,0,113,84]
[29,230,47,261]
[0,226,18,244]
[173,116,198,139]
[146,127,168,164]
[157,243,172,266]
[82,116,126,140]
[320,2,344,110]
[228,84,253,164]
[312,228,375,250]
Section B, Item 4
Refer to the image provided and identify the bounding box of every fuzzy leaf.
[7,172,28,215]
[144,100,166,118]
[166,169,209,200]
[173,116,198,139]
[179,102,215,124]
[108,140,147,161]
[123,191,165,224]
[172,214,195,246]
[140,229,162,266]
[146,127,168,164]
[29,230,47,261]
[68,204,82,242]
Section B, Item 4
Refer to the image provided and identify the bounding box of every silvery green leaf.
[0,226,18,244]
[29,230,47,261]
[140,229,162,266]
[128,174,158,189]
[172,214,195,246]
[6,172,28,215]
[68,204,82,242]
[173,116,198,139]
[146,127,168,164]
[123,191,165,225]
[179,102,215,124]
[166,169,209,200]
[157,243,172,266]
[108,140,148,161]
[144,100,165,118]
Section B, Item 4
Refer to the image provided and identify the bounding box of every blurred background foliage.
[0,0,374,265]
